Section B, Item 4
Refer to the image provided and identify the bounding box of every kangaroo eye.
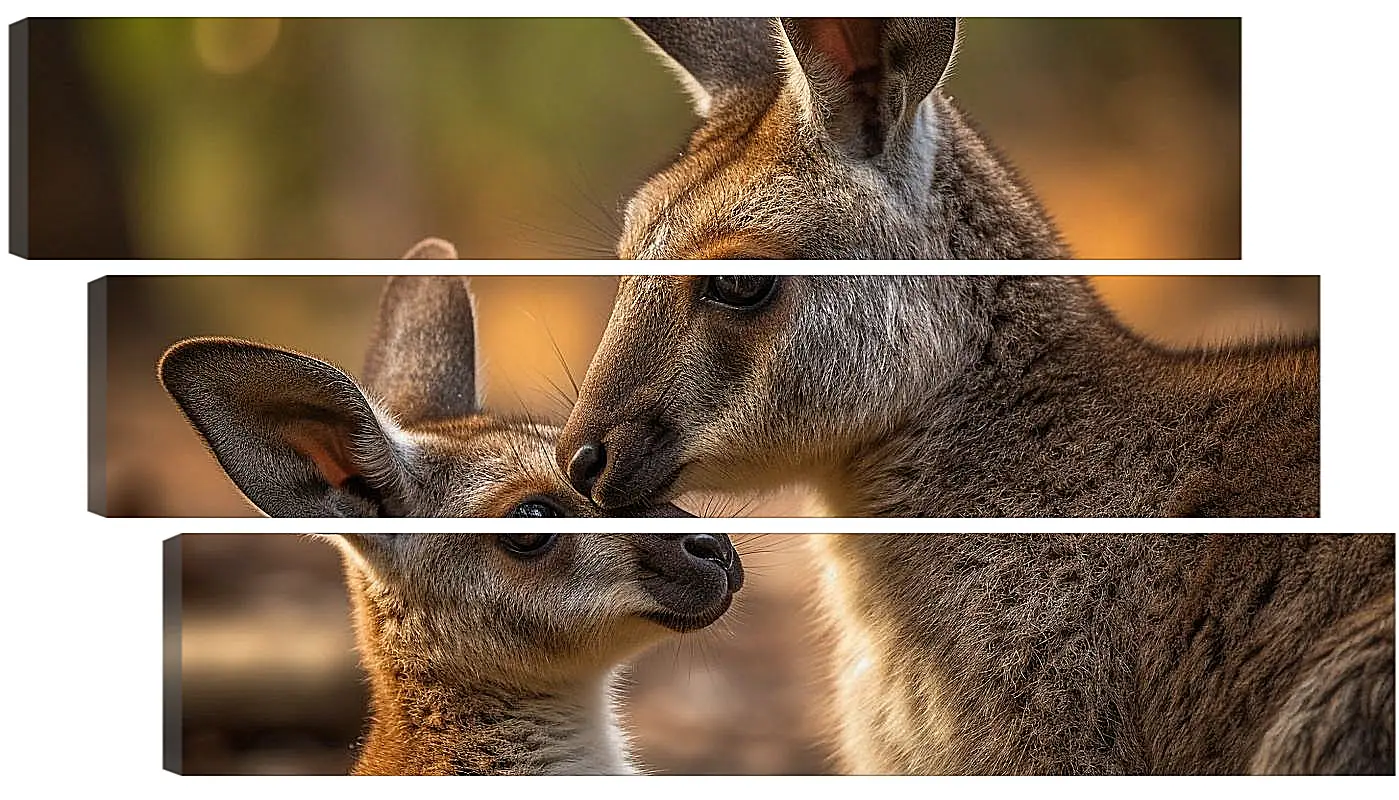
[704,276,777,309]
[497,533,558,557]
[506,500,564,518]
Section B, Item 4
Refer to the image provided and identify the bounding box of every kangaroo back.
[619,17,1067,259]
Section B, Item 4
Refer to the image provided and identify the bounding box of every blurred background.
[173,533,832,775]
[28,18,1240,259]
[100,275,1318,517]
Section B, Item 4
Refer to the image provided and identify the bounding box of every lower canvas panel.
[164,533,1395,776]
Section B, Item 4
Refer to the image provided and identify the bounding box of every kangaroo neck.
[352,658,630,775]
[820,275,1318,517]
[820,276,1153,517]
[924,97,1071,259]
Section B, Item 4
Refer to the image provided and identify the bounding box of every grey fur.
[558,276,1318,517]
[629,18,778,115]
[808,534,1393,775]
[361,275,480,424]
[618,17,1067,259]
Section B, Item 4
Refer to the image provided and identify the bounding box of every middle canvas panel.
[98,274,1319,519]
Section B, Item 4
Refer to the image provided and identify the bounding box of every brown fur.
[619,18,1068,259]
[330,533,743,775]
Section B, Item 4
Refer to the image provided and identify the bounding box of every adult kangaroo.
[557,276,1319,517]
[808,533,1393,775]
[615,17,1068,259]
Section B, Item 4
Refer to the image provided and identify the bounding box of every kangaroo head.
[326,533,744,688]
[158,239,684,518]
[556,275,995,509]
[616,18,1060,259]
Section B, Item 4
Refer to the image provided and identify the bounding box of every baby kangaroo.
[159,239,677,518]
[809,533,1393,774]
[323,533,743,775]
[558,276,1318,517]
[617,18,1067,258]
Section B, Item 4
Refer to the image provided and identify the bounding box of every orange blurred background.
[28,18,1239,259]
[99,275,1318,517]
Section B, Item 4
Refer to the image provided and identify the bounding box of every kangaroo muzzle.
[566,441,606,498]
[559,417,684,510]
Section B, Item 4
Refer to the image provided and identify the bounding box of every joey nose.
[682,534,743,592]
[682,534,731,568]
[567,442,606,497]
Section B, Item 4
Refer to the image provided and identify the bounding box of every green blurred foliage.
[72,18,688,257]
[31,17,1240,258]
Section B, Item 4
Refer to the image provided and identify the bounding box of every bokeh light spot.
[193,18,280,75]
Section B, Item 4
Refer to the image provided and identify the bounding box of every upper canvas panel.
[19,18,1240,259]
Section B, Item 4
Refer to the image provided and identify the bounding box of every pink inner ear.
[802,18,884,80]
[284,421,358,487]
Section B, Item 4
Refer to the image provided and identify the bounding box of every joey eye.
[497,534,558,557]
[506,499,564,518]
[703,276,777,309]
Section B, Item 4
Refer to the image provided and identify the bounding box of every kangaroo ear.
[159,339,422,517]
[361,275,479,426]
[778,17,959,158]
[628,18,780,115]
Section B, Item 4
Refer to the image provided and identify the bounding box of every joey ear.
[158,338,422,517]
[361,275,479,426]
[778,17,959,158]
[628,18,780,115]
[402,237,458,260]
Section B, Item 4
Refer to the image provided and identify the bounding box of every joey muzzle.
[638,534,744,633]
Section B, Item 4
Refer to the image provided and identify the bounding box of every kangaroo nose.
[682,534,731,568]
[567,441,607,497]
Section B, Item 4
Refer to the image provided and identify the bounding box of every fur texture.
[618,17,1068,259]
[808,533,1394,775]
[159,242,685,518]
[332,533,743,775]
[559,275,1318,517]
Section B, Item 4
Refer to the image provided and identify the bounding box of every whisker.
[498,216,618,259]
[538,322,581,401]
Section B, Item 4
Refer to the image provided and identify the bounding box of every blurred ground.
[100,275,1319,517]
[174,533,832,775]
[26,18,1238,259]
